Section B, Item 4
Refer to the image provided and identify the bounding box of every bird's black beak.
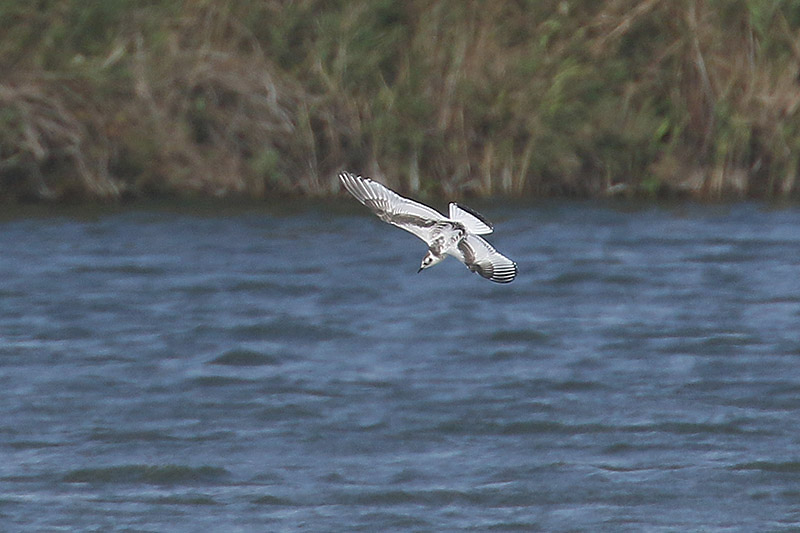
[417,267,423,273]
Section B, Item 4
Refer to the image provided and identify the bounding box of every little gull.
[339,171,517,283]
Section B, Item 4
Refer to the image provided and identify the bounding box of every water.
[1,201,800,531]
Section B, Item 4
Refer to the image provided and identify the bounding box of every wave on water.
[207,349,282,366]
[63,464,229,485]
[730,461,800,473]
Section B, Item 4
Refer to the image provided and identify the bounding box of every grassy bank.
[1,1,799,202]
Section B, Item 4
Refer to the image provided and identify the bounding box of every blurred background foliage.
[1,0,799,201]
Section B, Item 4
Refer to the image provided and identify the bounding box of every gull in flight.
[339,171,517,283]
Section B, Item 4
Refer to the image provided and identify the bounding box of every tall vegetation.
[1,0,799,201]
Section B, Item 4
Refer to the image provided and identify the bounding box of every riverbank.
[1,1,799,202]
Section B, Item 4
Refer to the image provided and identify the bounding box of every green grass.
[1,0,799,201]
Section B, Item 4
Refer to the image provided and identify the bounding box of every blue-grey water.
[1,201,800,531]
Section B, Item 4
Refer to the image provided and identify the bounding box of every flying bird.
[339,171,517,283]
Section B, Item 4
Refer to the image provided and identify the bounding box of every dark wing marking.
[339,172,445,243]
[455,234,517,283]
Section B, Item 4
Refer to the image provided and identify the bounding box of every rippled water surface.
[2,201,800,531]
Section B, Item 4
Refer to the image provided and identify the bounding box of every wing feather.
[448,203,493,235]
[339,172,445,243]
[454,234,517,283]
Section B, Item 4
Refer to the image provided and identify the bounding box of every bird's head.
[418,251,445,273]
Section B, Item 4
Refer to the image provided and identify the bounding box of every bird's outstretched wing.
[448,203,493,235]
[454,234,517,283]
[339,172,445,244]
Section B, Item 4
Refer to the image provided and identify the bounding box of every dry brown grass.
[1,1,799,201]
[0,78,119,199]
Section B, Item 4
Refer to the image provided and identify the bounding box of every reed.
[0,0,798,201]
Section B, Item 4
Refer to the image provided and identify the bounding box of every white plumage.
[339,172,517,283]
